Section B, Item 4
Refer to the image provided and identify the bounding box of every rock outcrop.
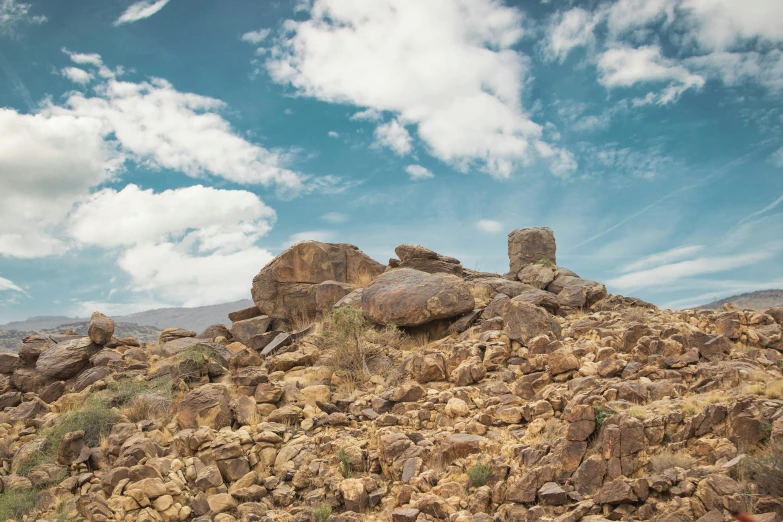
[251,241,384,323]
[508,227,557,274]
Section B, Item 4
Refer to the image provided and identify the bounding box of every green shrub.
[0,489,41,521]
[741,440,783,497]
[595,406,612,427]
[535,258,555,266]
[313,503,332,522]
[107,376,174,422]
[467,461,492,487]
[337,447,353,478]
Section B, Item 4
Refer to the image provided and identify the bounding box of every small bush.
[313,504,332,522]
[595,406,612,427]
[317,306,404,381]
[467,462,492,487]
[337,447,353,478]
[741,440,783,497]
[107,376,175,422]
[0,489,41,521]
[535,258,555,266]
[649,449,697,473]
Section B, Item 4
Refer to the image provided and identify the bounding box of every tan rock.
[88,312,115,345]
[508,227,556,274]
[176,384,232,430]
[502,301,561,343]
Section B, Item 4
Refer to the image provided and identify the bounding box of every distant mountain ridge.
[0,321,162,353]
[698,289,783,311]
[0,299,254,352]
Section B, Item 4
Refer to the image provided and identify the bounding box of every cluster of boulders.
[1,228,783,522]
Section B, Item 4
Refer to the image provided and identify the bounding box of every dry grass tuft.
[523,418,565,446]
[316,306,404,382]
[740,440,783,497]
[649,449,697,472]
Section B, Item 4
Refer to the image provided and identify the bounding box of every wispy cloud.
[405,165,434,180]
[621,245,704,273]
[607,252,772,290]
[0,0,46,38]
[0,276,28,296]
[475,219,504,234]
[114,0,170,26]
[284,230,335,248]
[321,212,348,224]
[241,28,270,45]
[738,192,783,227]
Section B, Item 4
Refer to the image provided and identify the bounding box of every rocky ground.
[0,227,782,522]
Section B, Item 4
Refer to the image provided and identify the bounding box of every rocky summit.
[1,228,782,522]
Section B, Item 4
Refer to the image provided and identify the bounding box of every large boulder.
[251,241,384,322]
[35,337,102,379]
[315,280,353,311]
[88,312,115,346]
[501,301,561,343]
[229,315,272,346]
[391,244,462,276]
[362,269,475,327]
[176,384,232,430]
[508,227,556,274]
[547,275,607,308]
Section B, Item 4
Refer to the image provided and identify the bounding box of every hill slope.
[698,289,783,311]
[0,321,161,353]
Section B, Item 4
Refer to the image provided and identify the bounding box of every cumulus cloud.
[263,0,572,178]
[404,164,434,180]
[114,0,171,26]
[373,120,412,156]
[61,67,94,85]
[597,46,705,105]
[543,8,597,62]
[475,219,504,234]
[241,29,270,44]
[0,0,46,38]
[350,108,383,122]
[327,131,339,138]
[68,184,277,306]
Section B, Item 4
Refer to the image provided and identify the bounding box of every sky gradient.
[1,0,782,323]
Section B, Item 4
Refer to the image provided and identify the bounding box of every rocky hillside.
[0,228,782,522]
[699,289,783,311]
[0,322,162,353]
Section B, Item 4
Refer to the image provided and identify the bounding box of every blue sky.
[0,0,782,322]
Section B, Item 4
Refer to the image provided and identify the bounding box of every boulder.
[88,312,115,345]
[517,263,557,289]
[334,288,363,310]
[501,301,561,343]
[362,268,475,327]
[315,280,353,310]
[35,337,101,379]
[766,307,783,324]
[547,275,607,307]
[176,384,232,430]
[0,353,19,374]
[159,328,197,345]
[508,227,556,274]
[197,324,232,341]
[228,306,263,322]
[392,243,462,276]
[251,241,384,322]
[229,315,272,346]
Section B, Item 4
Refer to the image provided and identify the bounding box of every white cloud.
[53,52,307,192]
[71,300,170,317]
[350,108,383,122]
[264,0,569,178]
[61,67,94,85]
[284,230,335,247]
[738,192,783,227]
[475,219,504,234]
[686,50,783,93]
[0,0,46,38]
[327,130,340,138]
[404,164,434,180]
[0,108,120,258]
[604,0,677,39]
[68,184,277,307]
[114,0,171,26]
[621,245,704,272]
[543,8,597,62]
[241,28,270,44]
[597,46,705,105]
[607,252,772,289]
[581,142,679,180]
[373,120,412,156]
[773,147,783,167]
[67,184,276,252]
[0,276,27,295]
[321,212,348,223]
[680,0,783,51]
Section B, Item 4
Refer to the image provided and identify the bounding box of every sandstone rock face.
[362,269,475,327]
[229,315,272,346]
[315,280,353,311]
[88,312,115,345]
[176,384,232,430]
[36,337,101,379]
[508,227,556,274]
[501,300,561,343]
[392,244,462,276]
[251,241,384,322]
